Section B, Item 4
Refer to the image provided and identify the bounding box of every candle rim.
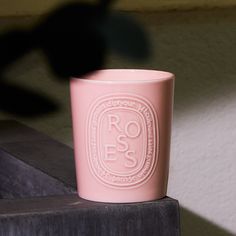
[71,69,174,84]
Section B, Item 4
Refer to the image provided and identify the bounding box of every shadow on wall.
[146,8,236,112]
[181,207,234,236]
[0,0,150,118]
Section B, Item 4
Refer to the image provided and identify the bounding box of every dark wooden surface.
[0,120,180,236]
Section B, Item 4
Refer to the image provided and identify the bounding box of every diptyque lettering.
[87,95,158,188]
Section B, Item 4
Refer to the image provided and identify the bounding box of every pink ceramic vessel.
[70,69,174,203]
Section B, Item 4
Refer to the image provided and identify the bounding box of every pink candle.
[70,69,174,203]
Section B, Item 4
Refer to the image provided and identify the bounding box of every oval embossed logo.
[87,94,158,188]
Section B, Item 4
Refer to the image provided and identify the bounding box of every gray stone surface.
[0,140,77,188]
[0,120,76,199]
[0,195,180,236]
[0,148,75,199]
[0,120,180,235]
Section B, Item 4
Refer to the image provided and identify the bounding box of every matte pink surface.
[70,69,174,203]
